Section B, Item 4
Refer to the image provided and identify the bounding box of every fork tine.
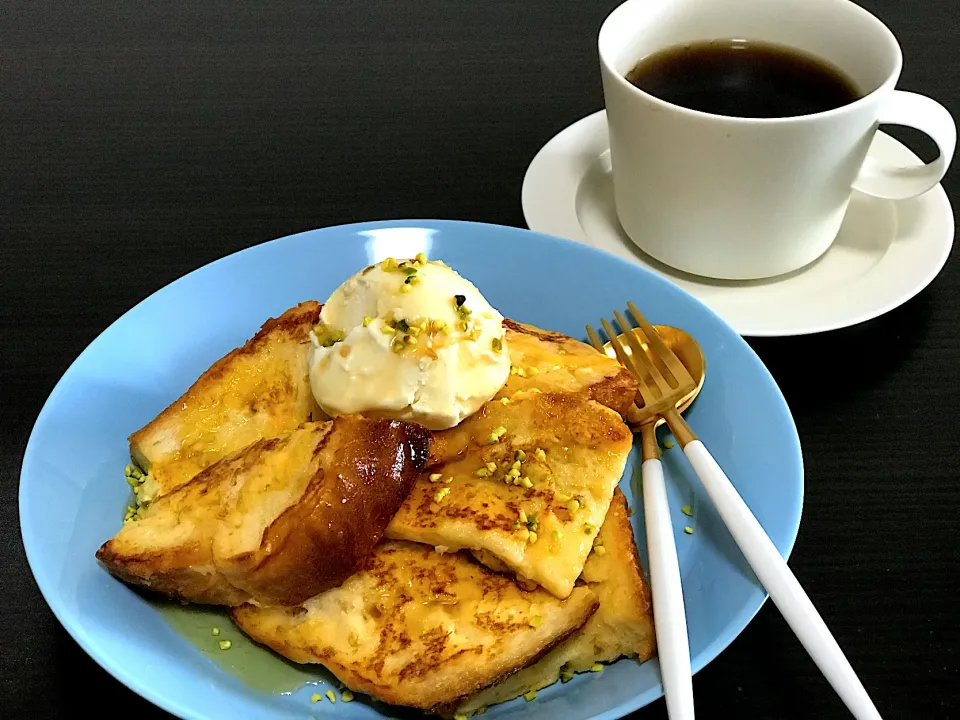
[600,318,662,403]
[586,324,653,412]
[627,301,694,384]
[614,309,675,391]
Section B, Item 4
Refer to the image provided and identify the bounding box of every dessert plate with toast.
[20,220,803,719]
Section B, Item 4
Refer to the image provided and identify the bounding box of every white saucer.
[522,110,955,336]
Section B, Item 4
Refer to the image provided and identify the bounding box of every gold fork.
[587,301,696,720]
[589,304,882,720]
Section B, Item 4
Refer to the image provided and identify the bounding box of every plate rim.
[20,219,804,720]
[521,109,955,337]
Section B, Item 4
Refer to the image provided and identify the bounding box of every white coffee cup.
[599,0,956,280]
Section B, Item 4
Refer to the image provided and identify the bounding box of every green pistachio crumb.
[590,663,604,672]
[325,689,336,703]
[311,692,323,703]
[341,690,354,703]
[684,526,695,535]
[681,505,693,517]
[218,640,232,650]
[211,627,220,636]
[523,690,537,702]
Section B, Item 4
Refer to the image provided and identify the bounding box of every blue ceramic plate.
[20,221,803,720]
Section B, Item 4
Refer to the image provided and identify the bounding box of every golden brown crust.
[231,541,599,711]
[501,319,639,418]
[387,390,633,599]
[223,416,432,605]
[128,301,322,498]
[455,489,656,715]
[97,416,430,606]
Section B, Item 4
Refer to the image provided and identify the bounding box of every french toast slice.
[128,300,322,501]
[499,319,639,419]
[386,389,633,599]
[97,416,430,606]
[455,488,656,715]
[231,541,599,712]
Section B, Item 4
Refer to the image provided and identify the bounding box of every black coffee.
[625,40,861,118]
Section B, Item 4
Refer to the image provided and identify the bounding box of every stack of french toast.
[96,301,655,716]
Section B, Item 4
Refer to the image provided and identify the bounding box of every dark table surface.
[2,1,958,717]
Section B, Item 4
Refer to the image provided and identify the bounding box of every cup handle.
[852,90,956,200]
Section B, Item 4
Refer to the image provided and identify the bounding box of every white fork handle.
[683,440,882,720]
[642,457,695,719]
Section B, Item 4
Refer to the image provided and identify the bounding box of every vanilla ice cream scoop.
[308,255,510,430]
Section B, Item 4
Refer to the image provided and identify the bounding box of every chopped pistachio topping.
[534,447,547,462]
[593,545,608,556]
[434,487,451,503]
[662,438,675,449]
[583,522,596,534]
[487,425,507,444]
[399,283,412,293]
[313,322,346,348]
[681,505,693,517]
[381,257,399,272]
[311,693,324,703]
[514,449,526,462]
[521,477,533,489]
[491,337,503,353]
[560,670,575,683]
[402,265,418,276]
[362,316,372,327]
[567,499,581,514]
[326,689,337,703]
[590,663,604,672]
[429,473,443,482]
[486,461,497,472]
[523,690,538,702]
[454,714,468,720]
[218,640,232,650]
[519,510,528,524]
[684,526,695,535]
[516,367,527,378]
[529,615,544,627]
[415,251,427,264]
[475,467,490,478]
[500,396,511,405]
[211,627,220,636]
[341,690,355,702]
[553,529,562,540]
[443,476,453,484]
